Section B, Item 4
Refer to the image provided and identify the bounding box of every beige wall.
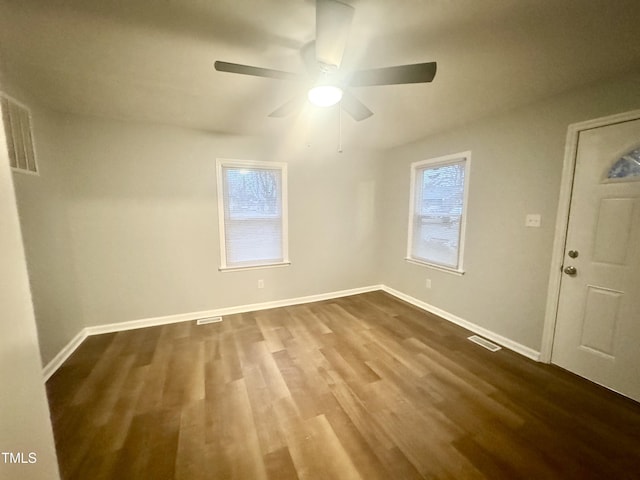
[15,109,382,364]
[0,90,60,478]
[11,72,640,370]
[12,106,85,364]
[378,73,640,351]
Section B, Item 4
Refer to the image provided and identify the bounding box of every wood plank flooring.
[46,291,640,479]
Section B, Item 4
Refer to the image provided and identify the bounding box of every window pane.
[607,147,640,180]
[222,166,283,266]
[412,215,461,267]
[224,167,281,218]
[225,217,282,265]
[412,160,466,268]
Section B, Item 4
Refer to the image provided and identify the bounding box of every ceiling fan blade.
[301,42,320,76]
[268,95,305,118]
[341,91,373,121]
[214,61,299,81]
[349,62,437,87]
[315,0,354,68]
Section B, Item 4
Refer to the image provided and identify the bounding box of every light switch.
[525,214,541,227]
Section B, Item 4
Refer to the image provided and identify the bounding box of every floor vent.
[468,335,501,352]
[196,316,222,325]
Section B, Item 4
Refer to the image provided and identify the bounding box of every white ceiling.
[1,0,639,149]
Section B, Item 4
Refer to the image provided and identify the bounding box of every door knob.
[564,266,577,275]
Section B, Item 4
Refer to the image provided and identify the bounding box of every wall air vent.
[1,93,38,175]
[468,335,502,352]
[196,316,223,325]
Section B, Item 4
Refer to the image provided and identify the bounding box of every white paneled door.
[552,117,640,402]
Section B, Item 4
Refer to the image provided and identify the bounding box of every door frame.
[540,108,640,363]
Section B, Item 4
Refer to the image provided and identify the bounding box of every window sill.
[404,257,465,276]
[219,261,291,273]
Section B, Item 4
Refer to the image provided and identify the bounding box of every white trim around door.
[540,109,640,363]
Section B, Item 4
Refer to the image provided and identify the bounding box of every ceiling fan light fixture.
[307,85,343,107]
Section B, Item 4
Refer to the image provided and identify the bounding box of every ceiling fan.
[214,0,437,121]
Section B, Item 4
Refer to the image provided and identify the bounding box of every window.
[607,146,640,180]
[216,159,289,270]
[406,151,471,273]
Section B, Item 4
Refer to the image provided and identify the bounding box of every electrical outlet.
[525,214,541,227]
[258,279,264,289]
[425,279,432,289]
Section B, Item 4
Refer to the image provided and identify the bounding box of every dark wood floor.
[46,291,640,479]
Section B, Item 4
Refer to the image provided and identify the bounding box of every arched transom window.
[607,147,640,180]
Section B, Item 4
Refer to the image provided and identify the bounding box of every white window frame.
[216,158,290,272]
[406,151,471,275]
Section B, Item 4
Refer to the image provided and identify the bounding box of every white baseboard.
[42,329,88,382]
[85,284,384,337]
[43,285,383,380]
[381,286,541,361]
[43,283,541,381]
